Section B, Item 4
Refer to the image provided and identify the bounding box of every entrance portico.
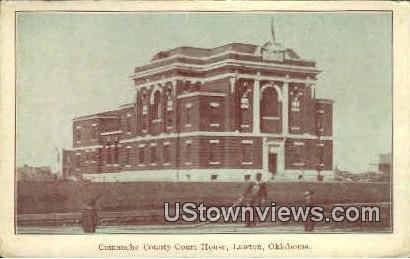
[262,138,286,180]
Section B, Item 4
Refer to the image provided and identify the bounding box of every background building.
[17,165,56,182]
[63,26,333,182]
[378,153,391,175]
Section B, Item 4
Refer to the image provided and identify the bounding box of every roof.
[73,103,135,122]
[315,98,334,104]
[151,43,258,60]
[73,110,120,122]
[150,42,302,61]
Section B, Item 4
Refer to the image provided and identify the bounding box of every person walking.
[241,173,267,227]
[303,190,316,232]
[81,199,98,233]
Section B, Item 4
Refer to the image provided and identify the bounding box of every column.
[262,138,268,174]
[282,81,289,136]
[171,80,177,132]
[229,77,236,93]
[253,74,261,134]
[309,83,316,99]
[278,142,285,174]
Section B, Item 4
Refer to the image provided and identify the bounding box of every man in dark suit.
[81,199,98,233]
[303,190,316,232]
[242,173,268,227]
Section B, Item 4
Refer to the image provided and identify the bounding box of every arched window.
[260,87,279,118]
[152,91,161,120]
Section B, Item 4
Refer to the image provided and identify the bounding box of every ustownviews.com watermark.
[164,202,381,223]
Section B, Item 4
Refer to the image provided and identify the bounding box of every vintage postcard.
[0,1,409,257]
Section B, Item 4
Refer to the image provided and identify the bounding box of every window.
[316,108,330,134]
[316,141,325,167]
[166,116,172,128]
[75,129,81,142]
[142,104,148,115]
[163,144,170,163]
[150,146,157,164]
[260,87,279,118]
[185,143,192,162]
[182,81,192,94]
[291,96,300,112]
[91,125,98,139]
[209,140,219,164]
[141,91,149,116]
[240,89,250,109]
[76,154,81,167]
[185,103,192,127]
[209,102,219,126]
[113,143,119,165]
[210,175,218,181]
[141,93,149,132]
[138,147,144,164]
[152,91,161,120]
[316,113,323,133]
[241,143,253,163]
[91,151,97,162]
[86,151,91,163]
[106,145,111,165]
[125,116,131,133]
[292,142,305,167]
[166,88,173,111]
[290,87,301,112]
[125,147,131,165]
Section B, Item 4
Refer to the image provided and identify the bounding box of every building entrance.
[268,153,277,176]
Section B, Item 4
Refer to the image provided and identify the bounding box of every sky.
[16,12,392,172]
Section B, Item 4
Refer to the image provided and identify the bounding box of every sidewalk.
[17,209,170,226]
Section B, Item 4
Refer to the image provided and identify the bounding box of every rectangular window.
[241,95,249,109]
[210,174,218,181]
[241,143,252,163]
[125,147,131,165]
[125,117,131,133]
[113,145,119,165]
[86,151,91,163]
[293,144,304,166]
[317,113,323,130]
[106,146,111,165]
[91,125,98,139]
[76,154,81,167]
[185,103,192,127]
[167,100,173,111]
[317,110,330,133]
[163,144,170,163]
[138,147,144,164]
[91,150,97,163]
[75,129,81,142]
[209,104,219,126]
[209,141,219,164]
[150,146,157,164]
[142,104,148,115]
[185,143,192,162]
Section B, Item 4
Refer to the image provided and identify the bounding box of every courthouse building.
[62,27,334,182]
